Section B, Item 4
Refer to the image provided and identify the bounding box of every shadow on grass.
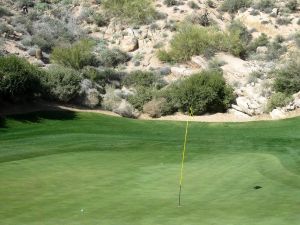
[0,116,7,128]
[6,110,77,123]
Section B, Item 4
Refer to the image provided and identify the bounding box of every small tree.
[274,54,300,95]
[42,65,81,102]
[0,55,43,102]
[167,70,234,115]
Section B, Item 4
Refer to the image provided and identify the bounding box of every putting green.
[0,111,300,225]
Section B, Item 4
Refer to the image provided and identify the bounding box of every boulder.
[159,67,171,76]
[171,66,197,77]
[228,108,251,119]
[120,36,139,52]
[270,108,286,119]
[191,56,209,69]
[113,100,139,118]
[235,96,265,116]
[236,97,254,115]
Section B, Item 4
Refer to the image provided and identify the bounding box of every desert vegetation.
[0,0,300,119]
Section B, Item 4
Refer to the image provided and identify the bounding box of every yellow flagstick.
[178,107,193,207]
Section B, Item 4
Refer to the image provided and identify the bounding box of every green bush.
[0,7,13,17]
[228,20,252,58]
[31,17,86,52]
[93,13,109,27]
[159,24,227,62]
[42,65,81,102]
[253,0,275,11]
[0,56,43,102]
[99,48,129,67]
[82,67,123,93]
[265,38,287,61]
[286,0,298,11]
[123,71,164,88]
[157,49,174,63]
[294,33,300,48]
[276,17,292,25]
[221,0,252,13]
[188,1,200,9]
[267,92,292,111]
[164,70,234,115]
[51,39,96,70]
[103,0,157,24]
[274,55,300,95]
[163,0,179,6]
[16,0,35,7]
[247,33,269,52]
[158,23,248,62]
[128,86,155,111]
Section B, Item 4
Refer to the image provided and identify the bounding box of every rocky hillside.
[1,0,300,120]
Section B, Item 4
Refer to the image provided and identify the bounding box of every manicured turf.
[1,111,300,225]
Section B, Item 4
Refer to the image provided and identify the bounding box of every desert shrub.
[221,0,252,13]
[247,33,269,52]
[207,0,216,8]
[123,71,164,88]
[157,49,174,63]
[16,0,35,7]
[51,39,96,70]
[164,70,234,115]
[93,13,109,27]
[229,20,252,44]
[102,85,122,110]
[159,24,228,62]
[158,23,249,62]
[42,65,81,102]
[267,92,292,111]
[164,0,179,6]
[265,38,287,60]
[0,23,14,35]
[82,67,124,92]
[102,0,157,24]
[0,7,13,17]
[294,33,300,48]
[274,55,300,95]
[128,86,155,111]
[185,13,211,27]
[143,98,167,118]
[286,0,298,11]
[31,17,86,52]
[253,0,275,11]
[188,1,200,9]
[0,55,43,102]
[248,71,263,83]
[276,17,292,25]
[34,2,50,11]
[228,20,252,58]
[208,58,226,73]
[99,48,130,67]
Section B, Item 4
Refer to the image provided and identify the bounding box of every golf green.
[0,111,300,225]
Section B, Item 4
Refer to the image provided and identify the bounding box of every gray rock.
[191,56,209,69]
[120,36,139,52]
[113,100,139,118]
[270,108,286,119]
[159,67,171,75]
